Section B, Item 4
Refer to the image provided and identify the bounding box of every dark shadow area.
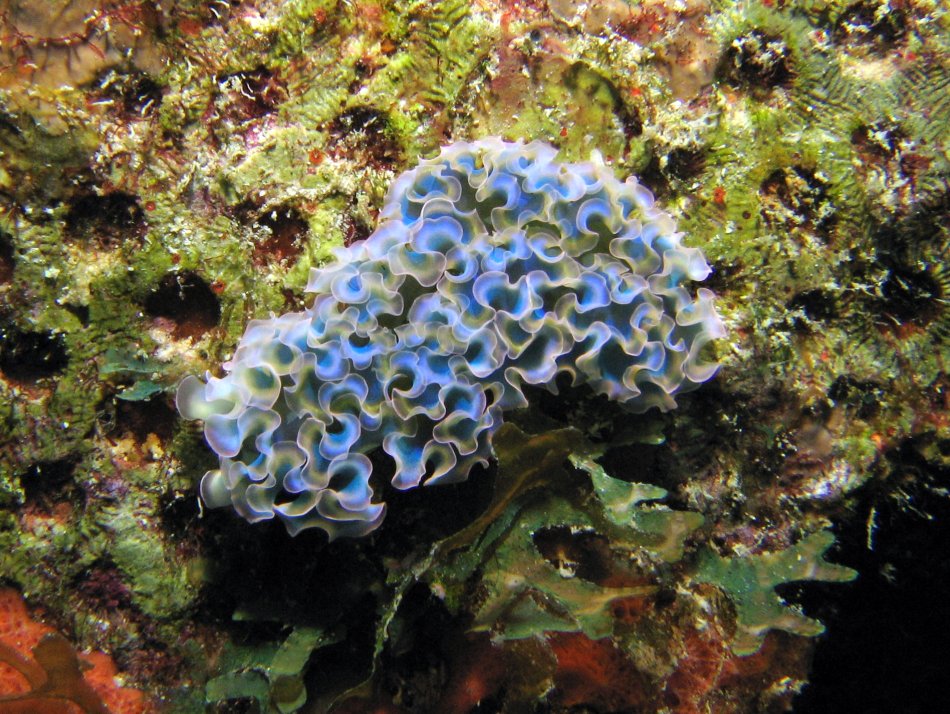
[790,435,950,713]
[144,271,221,339]
[0,321,69,382]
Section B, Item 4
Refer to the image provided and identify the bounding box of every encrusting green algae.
[0,0,947,711]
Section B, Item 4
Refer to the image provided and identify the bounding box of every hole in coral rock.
[63,303,90,326]
[786,288,839,327]
[597,440,663,483]
[619,101,644,140]
[20,458,79,514]
[666,145,707,181]
[144,271,221,340]
[121,73,164,116]
[216,66,287,121]
[113,396,177,442]
[96,69,164,117]
[234,200,308,267]
[252,205,308,266]
[327,107,402,169]
[850,122,906,160]
[532,526,612,583]
[564,62,622,114]
[64,191,146,249]
[701,258,742,295]
[856,203,949,344]
[759,166,835,239]
[0,321,68,382]
[827,375,885,420]
[0,230,14,283]
[876,263,946,329]
[832,1,908,53]
[609,595,652,625]
[718,30,794,92]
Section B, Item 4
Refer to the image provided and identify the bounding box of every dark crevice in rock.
[144,271,220,340]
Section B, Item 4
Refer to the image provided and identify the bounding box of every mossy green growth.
[363,0,495,117]
[694,530,857,655]
[99,485,199,619]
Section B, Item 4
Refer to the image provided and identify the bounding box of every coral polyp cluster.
[177,138,724,538]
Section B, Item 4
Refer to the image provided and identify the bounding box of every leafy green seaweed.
[423,425,703,641]
[694,531,857,655]
[205,626,340,713]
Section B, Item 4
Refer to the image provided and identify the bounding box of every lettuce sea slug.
[177,139,725,538]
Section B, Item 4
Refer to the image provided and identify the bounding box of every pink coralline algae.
[177,139,725,538]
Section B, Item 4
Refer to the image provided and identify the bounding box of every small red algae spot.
[144,201,156,211]
[210,279,226,295]
[16,55,38,76]
[177,17,203,36]
[560,126,568,138]
[630,86,643,97]
[500,9,514,34]
[308,148,325,166]
[712,186,727,206]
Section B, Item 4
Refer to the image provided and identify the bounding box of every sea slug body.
[177,138,725,538]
